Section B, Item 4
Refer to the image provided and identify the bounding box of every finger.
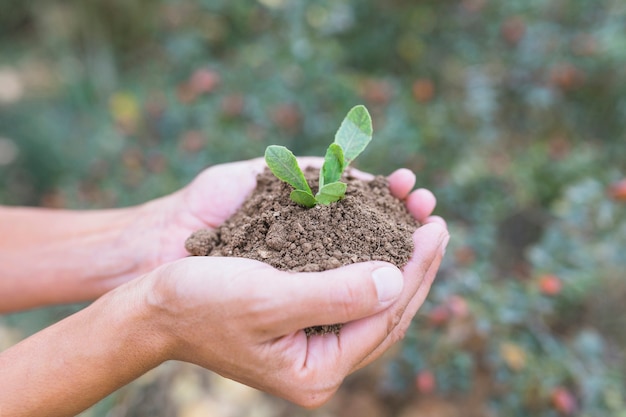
[406,188,437,223]
[350,241,446,372]
[392,225,449,332]
[423,215,447,228]
[388,169,416,200]
[323,223,448,372]
[261,262,405,336]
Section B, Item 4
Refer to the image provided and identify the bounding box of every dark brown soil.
[185,167,419,335]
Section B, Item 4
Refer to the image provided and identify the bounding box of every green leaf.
[320,143,345,189]
[265,145,312,194]
[315,181,347,205]
[290,189,317,208]
[334,105,373,165]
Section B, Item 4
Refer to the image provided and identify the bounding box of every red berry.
[549,63,585,91]
[361,78,393,105]
[501,16,526,45]
[551,387,577,415]
[608,179,626,201]
[412,78,435,103]
[428,305,450,326]
[538,274,563,296]
[271,103,301,133]
[415,370,436,394]
[447,295,470,319]
[189,68,220,94]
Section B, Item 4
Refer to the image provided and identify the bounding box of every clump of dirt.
[185,167,419,335]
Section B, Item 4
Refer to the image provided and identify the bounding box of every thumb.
[265,262,404,335]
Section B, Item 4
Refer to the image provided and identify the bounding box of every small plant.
[264,105,373,208]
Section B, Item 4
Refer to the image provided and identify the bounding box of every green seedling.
[265,104,373,208]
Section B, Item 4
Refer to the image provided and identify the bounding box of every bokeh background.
[1,1,626,416]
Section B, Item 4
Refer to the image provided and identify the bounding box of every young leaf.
[290,189,317,208]
[315,182,347,205]
[320,143,345,189]
[334,105,373,165]
[265,145,312,194]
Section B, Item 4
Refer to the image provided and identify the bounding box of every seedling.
[264,105,373,208]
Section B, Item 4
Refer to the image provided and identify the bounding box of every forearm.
[0,206,134,249]
[0,203,169,312]
[0,277,167,417]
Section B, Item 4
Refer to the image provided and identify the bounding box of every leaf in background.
[315,181,347,205]
[320,143,345,189]
[334,105,373,165]
[265,145,312,194]
[290,189,317,208]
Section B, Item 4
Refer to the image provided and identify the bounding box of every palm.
[183,158,267,228]
[158,158,440,268]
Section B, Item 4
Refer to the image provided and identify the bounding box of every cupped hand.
[148,157,329,266]
[143,169,448,407]
[150,158,444,264]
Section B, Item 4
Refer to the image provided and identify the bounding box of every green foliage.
[320,143,344,187]
[315,181,347,205]
[265,105,372,207]
[1,1,626,416]
[333,105,373,167]
[264,145,313,195]
[289,188,317,208]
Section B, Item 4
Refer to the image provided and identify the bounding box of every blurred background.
[1,0,626,416]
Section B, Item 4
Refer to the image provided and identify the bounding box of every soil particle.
[185,228,219,256]
[185,167,419,335]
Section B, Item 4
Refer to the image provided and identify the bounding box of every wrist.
[130,191,207,272]
[98,272,174,367]
[134,263,182,363]
[137,260,207,364]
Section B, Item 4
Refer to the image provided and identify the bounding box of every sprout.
[264,105,373,207]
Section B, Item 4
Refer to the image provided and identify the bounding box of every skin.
[0,158,449,416]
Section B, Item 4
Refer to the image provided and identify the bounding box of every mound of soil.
[185,167,419,335]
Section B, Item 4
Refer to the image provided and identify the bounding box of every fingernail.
[372,266,404,303]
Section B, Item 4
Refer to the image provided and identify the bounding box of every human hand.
[141,172,448,407]
[139,157,327,268]
[144,157,443,265]
[115,157,442,296]
[0,161,447,416]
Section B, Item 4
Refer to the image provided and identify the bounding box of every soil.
[185,167,419,335]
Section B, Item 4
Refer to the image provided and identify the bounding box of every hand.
[145,158,445,265]
[144,157,327,266]
[0,163,447,417]
[142,170,448,407]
